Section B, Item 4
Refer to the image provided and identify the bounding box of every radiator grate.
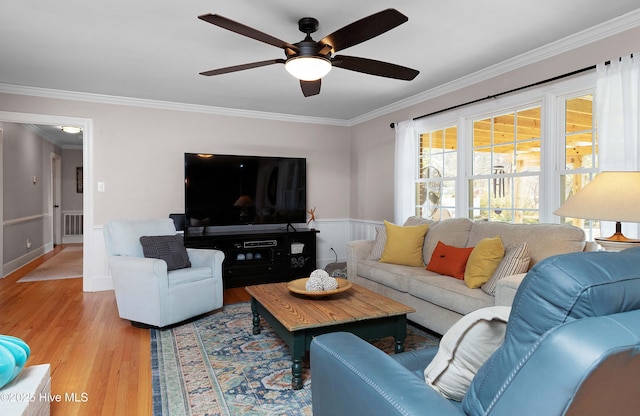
[63,211,83,236]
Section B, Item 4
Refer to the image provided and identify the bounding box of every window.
[558,93,599,238]
[416,126,457,220]
[469,106,542,223]
[403,73,598,227]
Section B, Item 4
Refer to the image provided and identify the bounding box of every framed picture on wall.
[76,167,83,193]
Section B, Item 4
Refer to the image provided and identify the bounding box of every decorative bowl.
[287,277,352,297]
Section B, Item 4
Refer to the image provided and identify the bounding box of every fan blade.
[332,55,419,80]
[319,9,408,53]
[200,59,285,76]
[300,80,321,97]
[199,14,298,52]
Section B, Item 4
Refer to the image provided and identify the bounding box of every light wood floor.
[0,245,250,416]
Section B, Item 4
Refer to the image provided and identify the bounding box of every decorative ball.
[305,276,324,291]
[322,276,338,290]
[310,269,330,280]
[306,269,339,291]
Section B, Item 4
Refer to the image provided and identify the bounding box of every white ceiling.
[23,124,84,149]
[2,0,640,130]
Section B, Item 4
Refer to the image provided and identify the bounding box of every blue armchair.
[103,218,224,328]
[311,247,640,415]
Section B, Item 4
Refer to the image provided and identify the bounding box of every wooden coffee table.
[245,281,415,389]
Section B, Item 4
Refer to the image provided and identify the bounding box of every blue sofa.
[311,247,640,415]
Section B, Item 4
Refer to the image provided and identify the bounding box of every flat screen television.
[184,153,307,229]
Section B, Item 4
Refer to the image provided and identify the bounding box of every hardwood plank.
[0,245,250,416]
[224,286,252,304]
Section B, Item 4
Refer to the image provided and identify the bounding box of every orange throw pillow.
[426,241,474,279]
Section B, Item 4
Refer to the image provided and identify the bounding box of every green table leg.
[290,332,307,390]
[251,298,261,335]
[395,315,408,353]
[291,357,304,390]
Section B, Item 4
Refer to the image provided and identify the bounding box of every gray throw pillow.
[139,235,191,271]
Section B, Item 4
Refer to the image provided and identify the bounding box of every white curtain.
[596,52,640,238]
[394,120,417,225]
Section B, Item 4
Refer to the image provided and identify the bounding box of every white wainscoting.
[311,218,381,268]
[84,219,383,292]
[348,218,383,241]
[3,245,50,277]
[84,227,112,292]
[311,219,348,268]
[2,213,54,277]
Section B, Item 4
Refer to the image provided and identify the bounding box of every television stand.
[183,228,319,288]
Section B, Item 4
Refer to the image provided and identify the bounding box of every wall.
[0,95,351,289]
[349,25,640,222]
[2,22,639,288]
[61,148,83,211]
[86,105,350,223]
[1,122,60,274]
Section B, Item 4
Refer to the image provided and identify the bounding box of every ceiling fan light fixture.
[285,56,332,81]
[199,10,418,96]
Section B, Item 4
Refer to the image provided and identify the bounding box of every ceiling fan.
[198,9,419,97]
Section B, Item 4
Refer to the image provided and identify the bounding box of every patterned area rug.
[152,302,440,416]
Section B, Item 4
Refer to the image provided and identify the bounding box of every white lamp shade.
[554,171,640,222]
[285,56,332,81]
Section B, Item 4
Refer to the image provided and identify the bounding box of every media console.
[183,228,319,288]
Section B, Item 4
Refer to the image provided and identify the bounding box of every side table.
[0,364,51,416]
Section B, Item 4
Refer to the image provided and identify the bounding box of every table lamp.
[554,171,640,250]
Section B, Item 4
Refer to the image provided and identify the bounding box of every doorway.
[0,111,92,289]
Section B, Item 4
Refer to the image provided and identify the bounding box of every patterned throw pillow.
[367,225,387,260]
[139,235,191,271]
[481,242,530,296]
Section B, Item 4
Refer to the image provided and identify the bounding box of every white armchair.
[103,218,224,328]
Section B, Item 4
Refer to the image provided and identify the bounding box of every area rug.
[17,246,83,282]
[152,302,440,416]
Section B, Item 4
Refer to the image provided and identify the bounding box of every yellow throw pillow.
[464,236,505,288]
[379,220,429,267]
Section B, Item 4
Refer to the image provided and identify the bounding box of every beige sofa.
[347,217,596,334]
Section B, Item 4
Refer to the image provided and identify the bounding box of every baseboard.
[83,274,114,292]
[2,246,48,277]
[62,235,83,244]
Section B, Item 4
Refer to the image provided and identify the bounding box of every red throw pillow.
[426,241,474,279]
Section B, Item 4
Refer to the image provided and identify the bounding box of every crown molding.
[2,8,639,129]
[348,8,640,126]
[0,83,351,127]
